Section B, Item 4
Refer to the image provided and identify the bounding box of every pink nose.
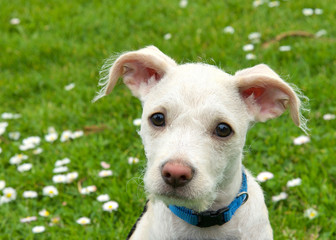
[161,161,194,188]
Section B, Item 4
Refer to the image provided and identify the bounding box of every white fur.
[95,46,308,240]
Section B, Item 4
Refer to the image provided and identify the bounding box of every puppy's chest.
[147,204,241,240]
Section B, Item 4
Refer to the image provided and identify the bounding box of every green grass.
[1,0,335,239]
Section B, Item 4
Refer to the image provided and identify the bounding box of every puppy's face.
[140,64,251,211]
[96,46,303,211]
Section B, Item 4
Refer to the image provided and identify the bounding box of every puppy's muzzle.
[161,161,194,188]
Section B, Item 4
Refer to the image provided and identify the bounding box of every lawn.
[0,0,335,239]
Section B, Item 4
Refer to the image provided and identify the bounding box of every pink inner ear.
[146,68,161,81]
[123,62,162,87]
[242,87,265,99]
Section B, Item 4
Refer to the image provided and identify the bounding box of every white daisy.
[52,174,68,183]
[100,161,110,169]
[128,157,140,165]
[0,122,8,136]
[23,191,38,198]
[314,8,323,15]
[286,178,302,187]
[53,166,69,173]
[256,171,274,182]
[49,217,60,226]
[0,122,8,128]
[179,0,188,8]
[76,217,91,225]
[20,216,37,223]
[80,188,91,195]
[323,113,335,120]
[39,209,50,217]
[80,185,97,195]
[0,127,6,136]
[315,29,327,38]
[20,136,41,150]
[248,32,261,40]
[252,0,265,8]
[88,185,97,192]
[33,148,43,155]
[304,208,318,219]
[164,33,172,40]
[66,172,78,183]
[102,201,119,212]
[2,112,21,119]
[0,180,5,190]
[71,130,84,139]
[302,8,314,16]
[133,118,142,126]
[271,192,288,202]
[3,187,17,202]
[0,196,10,204]
[23,136,41,146]
[8,132,20,140]
[245,53,256,60]
[243,44,254,52]
[10,18,20,25]
[248,32,261,43]
[223,26,235,34]
[48,126,57,133]
[42,186,58,197]
[55,158,71,167]
[64,83,75,91]
[279,45,291,52]
[97,194,110,202]
[60,130,72,142]
[17,163,32,172]
[293,135,310,145]
[45,132,58,142]
[9,154,28,165]
[32,226,45,233]
[98,170,113,178]
[268,1,279,8]
[19,142,35,151]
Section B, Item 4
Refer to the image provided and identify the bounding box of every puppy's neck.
[209,164,243,211]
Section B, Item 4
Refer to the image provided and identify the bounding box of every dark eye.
[150,113,165,127]
[214,123,232,138]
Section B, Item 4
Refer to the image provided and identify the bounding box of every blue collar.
[168,170,248,228]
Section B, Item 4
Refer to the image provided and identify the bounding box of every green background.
[1,0,335,239]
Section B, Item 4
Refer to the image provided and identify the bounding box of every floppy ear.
[93,46,177,101]
[236,64,307,131]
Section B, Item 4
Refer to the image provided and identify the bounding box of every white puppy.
[94,46,307,240]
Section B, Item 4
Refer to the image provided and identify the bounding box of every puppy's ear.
[236,64,308,131]
[94,46,177,101]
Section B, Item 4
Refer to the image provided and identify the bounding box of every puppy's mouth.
[157,187,193,200]
[156,192,198,210]
[151,184,214,211]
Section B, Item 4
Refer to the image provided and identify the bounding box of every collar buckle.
[193,206,229,228]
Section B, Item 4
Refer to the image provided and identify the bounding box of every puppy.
[94,46,307,240]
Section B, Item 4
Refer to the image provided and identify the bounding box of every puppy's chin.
[150,192,216,212]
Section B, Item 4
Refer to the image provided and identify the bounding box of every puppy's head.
[95,46,307,211]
